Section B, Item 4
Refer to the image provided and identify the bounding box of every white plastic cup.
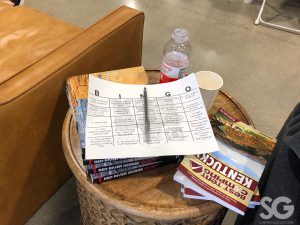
[195,71,223,111]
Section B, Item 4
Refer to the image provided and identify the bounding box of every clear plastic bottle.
[159,28,191,83]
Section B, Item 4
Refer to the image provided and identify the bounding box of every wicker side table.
[62,70,254,225]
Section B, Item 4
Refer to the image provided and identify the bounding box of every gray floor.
[23,0,300,224]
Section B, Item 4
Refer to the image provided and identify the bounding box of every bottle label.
[160,62,186,83]
[161,62,181,78]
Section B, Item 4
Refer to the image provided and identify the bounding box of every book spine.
[83,157,147,166]
[86,156,176,174]
[83,155,183,166]
[90,158,177,183]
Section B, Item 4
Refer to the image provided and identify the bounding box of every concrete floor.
[23,0,300,224]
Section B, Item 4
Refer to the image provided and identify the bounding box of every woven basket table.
[62,70,254,225]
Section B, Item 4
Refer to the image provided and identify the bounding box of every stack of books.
[66,66,181,183]
[174,108,276,215]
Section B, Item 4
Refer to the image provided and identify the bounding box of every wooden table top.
[62,70,254,221]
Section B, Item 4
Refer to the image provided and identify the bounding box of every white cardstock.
[85,73,219,159]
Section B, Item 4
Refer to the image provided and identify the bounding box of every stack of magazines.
[66,66,181,183]
[174,108,276,215]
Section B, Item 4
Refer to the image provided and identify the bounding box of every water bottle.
[159,28,191,83]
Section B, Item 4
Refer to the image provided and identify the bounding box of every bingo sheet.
[85,73,219,159]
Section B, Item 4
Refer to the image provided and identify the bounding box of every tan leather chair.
[0,3,144,225]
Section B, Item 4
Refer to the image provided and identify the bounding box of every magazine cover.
[211,108,276,160]
[174,108,276,215]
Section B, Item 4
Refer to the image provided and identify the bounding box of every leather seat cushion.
[0,5,82,84]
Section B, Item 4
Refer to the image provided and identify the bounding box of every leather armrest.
[0,5,144,105]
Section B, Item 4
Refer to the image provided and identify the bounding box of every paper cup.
[195,71,223,111]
